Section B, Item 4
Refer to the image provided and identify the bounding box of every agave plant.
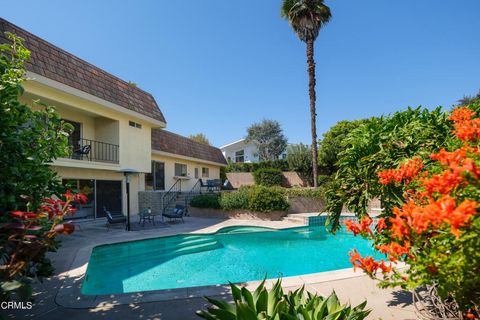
[196,279,371,320]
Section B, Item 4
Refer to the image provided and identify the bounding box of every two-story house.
[220,139,287,163]
[0,18,227,219]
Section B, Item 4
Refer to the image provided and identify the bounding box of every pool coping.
[55,225,396,309]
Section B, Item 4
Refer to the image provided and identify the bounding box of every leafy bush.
[316,174,331,186]
[225,159,288,173]
[248,185,289,212]
[0,32,79,300]
[191,186,289,213]
[325,107,452,231]
[253,168,283,186]
[286,143,312,182]
[286,187,324,199]
[344,104,480,314]
[219,188,249,210]
[190,194,220,209]
[197,279,370,320]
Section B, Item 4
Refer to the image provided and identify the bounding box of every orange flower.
[378,158,424,185]
[449,107,480,141]
[348,249,392,274]
[344,216,373,236]
[376,218,387,232]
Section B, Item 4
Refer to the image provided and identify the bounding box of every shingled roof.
[0,18,166,124]
[152,130,227,166]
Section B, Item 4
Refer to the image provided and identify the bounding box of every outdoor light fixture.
[117,169,139,231]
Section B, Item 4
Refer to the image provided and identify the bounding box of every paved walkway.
[6,216,416,320]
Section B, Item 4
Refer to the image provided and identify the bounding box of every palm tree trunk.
[306,39,318,187]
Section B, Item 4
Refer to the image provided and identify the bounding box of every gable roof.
[152,129,227,166]
[0,18,166,125]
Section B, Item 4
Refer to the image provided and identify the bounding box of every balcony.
[68,138,119,164]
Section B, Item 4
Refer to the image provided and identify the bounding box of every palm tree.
[281,0,331,187]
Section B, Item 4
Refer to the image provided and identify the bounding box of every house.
[220,139,287,163]
[0,18,227,219]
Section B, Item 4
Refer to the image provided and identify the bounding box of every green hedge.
[247,185,289,212]
[286,187,325,199]
[219,187,249,210]
[252,168,283,186]
[190,185,289,213]
[189,194,220,209]
[225,159,288,173]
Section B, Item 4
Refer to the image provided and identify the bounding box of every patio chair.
[73,144,91,160]
[162,204,185,223]
[104,207,126,229]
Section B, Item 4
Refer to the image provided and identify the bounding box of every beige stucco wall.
[22,79,154,173]
[150,153,221,191]
[53,166,141,216]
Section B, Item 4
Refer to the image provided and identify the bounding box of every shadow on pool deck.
[6,216,416,320]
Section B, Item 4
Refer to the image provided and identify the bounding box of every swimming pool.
[81,225,375,295]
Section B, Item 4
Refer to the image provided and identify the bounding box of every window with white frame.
[174,163,187,177]
[235,150,245,163]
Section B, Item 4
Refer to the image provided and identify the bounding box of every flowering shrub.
[345,106,480,314]
[0,191,86,300]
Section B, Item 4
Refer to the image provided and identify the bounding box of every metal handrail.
[184,179,202,215]
[69,138,119,163]
[162,179,182,215]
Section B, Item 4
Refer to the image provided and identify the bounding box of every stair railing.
[184,179,202,216]
[162,179,182,216]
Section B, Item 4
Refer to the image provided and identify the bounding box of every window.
[235,150,245,163]
[202,167,209,178]
[174,163,187,177]
[129,120,142,129]
[63,119,82,147]
[194,168,199,179]
[145,161,165,190]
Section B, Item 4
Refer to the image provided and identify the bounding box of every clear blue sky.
[1,0,479,147]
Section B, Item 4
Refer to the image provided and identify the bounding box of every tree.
[458,89,480,106]
[286,143,312,184]
[188,133,210,145]
[281,0,332,187]
[318,119,368,175]
[0,32,78,300]
[245,119,288,160]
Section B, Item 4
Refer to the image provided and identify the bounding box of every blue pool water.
[82,226,375,295]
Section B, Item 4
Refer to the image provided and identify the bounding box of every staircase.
[162,179,202,216]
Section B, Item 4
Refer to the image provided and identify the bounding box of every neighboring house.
[220,139,287,163]
[0,18,227,219]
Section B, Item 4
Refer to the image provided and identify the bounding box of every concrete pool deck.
[6,216,417,320]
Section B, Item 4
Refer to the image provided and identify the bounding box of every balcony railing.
[68,138,119,164]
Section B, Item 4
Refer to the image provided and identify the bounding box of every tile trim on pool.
[55,217,386,309]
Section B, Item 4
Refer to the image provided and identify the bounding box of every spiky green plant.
[196,279,371,320]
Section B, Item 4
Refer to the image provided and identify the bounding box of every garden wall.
[226,171,307,189]
[188,207,287,220]
[287,196,325,213]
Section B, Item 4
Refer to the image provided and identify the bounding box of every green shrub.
[286,187,325,199]
[248,185,289,212]
[253,168,283,186]
[190,194,220,209]
[317,174,331,186]
[219,188,249,210]
[225,159,288,173]
[197,279,371,320]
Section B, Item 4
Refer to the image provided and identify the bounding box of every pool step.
[283,214,308,225]
[91,239,223,268]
